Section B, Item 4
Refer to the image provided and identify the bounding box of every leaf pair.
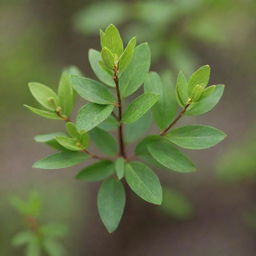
[25,67,81,120]
[176,65,224,115]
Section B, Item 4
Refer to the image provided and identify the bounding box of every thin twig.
[160,103,190,136]
[113,66,126,158]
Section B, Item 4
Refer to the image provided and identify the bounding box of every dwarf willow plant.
[25,24,226,233]
[10,192,67,256]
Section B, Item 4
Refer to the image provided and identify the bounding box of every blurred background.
[1,0,256,255]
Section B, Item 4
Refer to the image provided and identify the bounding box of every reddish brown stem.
[113,66,126,158]
[160,103,190,136]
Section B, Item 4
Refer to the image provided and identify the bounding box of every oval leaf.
[165,125,226,149]
[147,140,196,173]
[76,160,114,181]
[24,105,61,120]
[97,178,126,233]
[122,93,159,124]
[120,43,151,97]
[33,152,89,169]
[115,157,125,180]
[76,103,114,132]
[71,75,115,104]
[125,161,162,205]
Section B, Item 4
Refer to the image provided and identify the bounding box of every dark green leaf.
[28,82,59,110]
[97,178,126,233]
[144,72,177,129]
[88,49,115,87]
[120,43,151,97]
[58,71,74,117]
[119,37,136,72]
[76,160,114,181]
[147,140,196,173]
[122,93,159,124]
[115,158,125,180]
[165,125,226,149]
[125,111,152,143]
[33,152,89,169]
[76,103,114,132]
[89,127,118,156]
[188,65,210,95]
[185,85,224,116]
[24,105,61,120]
[71,75,115,104]
[125,161,162,205]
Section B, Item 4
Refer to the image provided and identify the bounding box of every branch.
[160,103,190,136]
[113,66,126,158]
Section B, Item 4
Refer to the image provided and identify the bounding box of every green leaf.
[119,37,136,72]
[58,71,74,117]
[55,136,82,151]
[28,82,59,110]
[125,161,162,205]
[71,75,115,104]
[12,231,33,246]
[161,188,194,220]
[26,192,41,217]
[64,65,82,76]
[115,157,125,180]
[120,43,151,97]
[185,84,224,116]
[165,125,226,150]
[76,103,114,132]
[88,49,115,87]
[33,152,89,169]
[125,111,152,143]
[43,239,66,256]
[122,93,159,124]
[188,65,210,95]
[199,85,216,100]
[98,115,118,131]
[176,71,189,107]
[40,223,68,238]
[65,122,80,139]
[24,105,61,120]
[144,72,177,130]
[89,127,118,156]
[147,140,196,173]
[101,47,115,69]
[76,160,114,181]
[101,24,123,57]
[26,238,40,256]
[97,178,126,233]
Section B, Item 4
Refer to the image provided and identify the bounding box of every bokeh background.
[1,0,256,255]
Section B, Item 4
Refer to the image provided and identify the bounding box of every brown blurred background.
[1,0,256,255]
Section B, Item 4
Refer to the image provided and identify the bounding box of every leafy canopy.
[25,24,226,233]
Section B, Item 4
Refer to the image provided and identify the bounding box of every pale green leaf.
[58,71,74,117]
[185,85,224,116]
[65,122,80,139]
[115,157,125,180]
[199,85,216,100]
[119,37,136,72]
[125,161,162,205]
[26,237,40,256]
[43,239,66,256]
[120,43,151,97]
[88,49,115,87]
[188,65,210,95]
[101,47,115,69]
[55,136,82,151]
[71,75,115,104]
[33,152,89,169]
[76,160,114,181]
[28,82,59,110]
[34,132,65,143]
[97,178,125,233]
[176,71,189,107]
[147,140,196,173]
[98,115,118,131]
[12,231,34,246]
[101,24,123,56]
[24,105,61,120]
[76,103,114,132]
[89,127,118,156]
[122,93,159,124]
[165,125,226,149]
